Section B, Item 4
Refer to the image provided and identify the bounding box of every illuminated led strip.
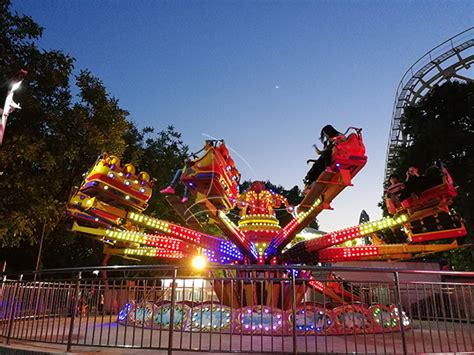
[254,242,269,256]
[359,215,408,235]
[237,214,281,232]
[318,242,458,262]
[128,212,171,232]
[203,249,218,262]
[319,246,379,262]
[123,248,184,259]
[103,229,186,251]
[203,248,241,263]
[128,211,244,261]
[267,197,323,255]
[306,276,345,303]
[239,220,279,225]
[280,198,322,240]
[242,229,279,235]
[306,214,408,252]
[218,211,249,245]
[218,240,244,261]
[308,279,324,292]
[72,223,187,251]
[238,215,280,225]
[218,211,258,259]
[123,246,237,263]
[239,224,281,232]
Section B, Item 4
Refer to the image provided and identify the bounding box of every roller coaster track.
[385,27,474,181]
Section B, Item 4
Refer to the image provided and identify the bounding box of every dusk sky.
[12,0,474,232]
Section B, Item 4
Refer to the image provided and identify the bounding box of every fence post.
[168,268,178,355]
[5,277,21,344]
[394,272,408,355]
[290,270,298,355]
[66,271,82,352]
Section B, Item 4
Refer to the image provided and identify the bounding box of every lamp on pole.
[0,69,27,145]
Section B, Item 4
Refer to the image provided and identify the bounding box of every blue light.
[118,303,132,321]
[108,172,115,179]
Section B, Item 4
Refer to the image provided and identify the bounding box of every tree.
[1,0,75,246]
[386,80,474,270]
[131,125,189,223]
[0,1,188,270]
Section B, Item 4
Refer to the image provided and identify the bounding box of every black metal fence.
[0,265,473,354]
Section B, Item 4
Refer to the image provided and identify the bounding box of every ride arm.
[268,128,368,255]
[217,211,258,260]
[317,241,459,262]
[306,275,345,303]
[267,167,355,255]
[279,215,408,263]
[72,220,243,263]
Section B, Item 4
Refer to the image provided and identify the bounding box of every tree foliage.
[0,0,187,269]
[386,80,474,270]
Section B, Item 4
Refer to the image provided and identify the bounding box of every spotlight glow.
[11,81,22,92]
[192,255,207,270]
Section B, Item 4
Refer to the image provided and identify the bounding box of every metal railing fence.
[0,264,473,354]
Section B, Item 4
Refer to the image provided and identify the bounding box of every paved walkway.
[1,316,473,354]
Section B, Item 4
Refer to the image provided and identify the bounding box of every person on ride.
[303,125,343,188]
[385,174,405,207]
[399,166,423,201]
[386,174,405,195]
[159,158,191,203]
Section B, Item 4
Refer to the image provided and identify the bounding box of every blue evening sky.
[12,0,474,232]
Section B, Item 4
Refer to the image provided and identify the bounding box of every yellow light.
[192,255,207,270]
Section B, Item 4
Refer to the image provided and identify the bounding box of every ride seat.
[181,143,240,210]
[401,168,457,210]
[330,132,367,173]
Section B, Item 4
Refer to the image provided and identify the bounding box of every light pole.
[35,223,46,272]
[0,69,27,145]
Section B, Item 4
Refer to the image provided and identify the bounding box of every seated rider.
[399,166,423,201]
[160,141,229,203]
[386,174,405,195]
[423,165,445,189]
[384,174,405,212]
[160,158,191,203]
[303,125,343,187]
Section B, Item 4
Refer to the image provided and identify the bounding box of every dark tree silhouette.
[386,80,474,270]
[0,0,188,270]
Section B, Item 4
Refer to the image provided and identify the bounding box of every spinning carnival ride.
[67,130,466,335]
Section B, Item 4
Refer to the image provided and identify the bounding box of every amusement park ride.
[66,126,467,335]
